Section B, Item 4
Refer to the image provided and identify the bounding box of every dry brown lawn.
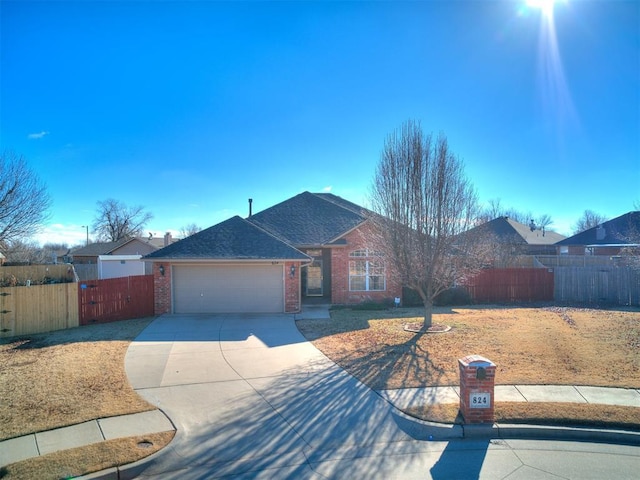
[297,305,640,427]
[0,317,174,479]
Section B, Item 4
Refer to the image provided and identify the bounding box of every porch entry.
[304,249,324,297]
[306,259,323,296]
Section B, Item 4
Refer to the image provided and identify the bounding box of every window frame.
[348,249,386,292]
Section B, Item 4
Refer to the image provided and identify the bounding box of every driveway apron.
[124,313,414,478]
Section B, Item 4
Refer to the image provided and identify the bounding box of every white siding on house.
[98,255,145,279]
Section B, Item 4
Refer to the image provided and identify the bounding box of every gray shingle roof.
[556,211,640,246]
[144,216,309,261]
[71,238,132,256]
[247,191,367,246]
[465,217,565,245]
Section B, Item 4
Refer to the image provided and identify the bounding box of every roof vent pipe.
[248,198,253,217]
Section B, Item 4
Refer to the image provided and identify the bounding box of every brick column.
[458,355,496,424]
[153,262,171,315]
[284,261,301,313]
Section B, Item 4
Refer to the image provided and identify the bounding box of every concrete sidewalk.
[0,410,174,467]
[379,385,640,410]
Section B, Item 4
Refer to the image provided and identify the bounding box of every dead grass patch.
[297,306,640,390]
[297,305,640,428]
[0,318,156,440]
[0,431,175,480]
[0,318,172,478]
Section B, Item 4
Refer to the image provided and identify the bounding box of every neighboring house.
[71,233,174,264]
[556,211,640,256]
[144,192,403,314]
[461,216,566,260]
[71,233,176,279]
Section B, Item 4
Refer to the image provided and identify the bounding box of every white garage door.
[173,264,284,313]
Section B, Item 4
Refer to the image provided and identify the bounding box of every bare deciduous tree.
[0,151,51,247]
[369,120,489,329]
[92,199,153,241]
[179,223,201,238]
[572,209,608,234]
[3,239,48,264]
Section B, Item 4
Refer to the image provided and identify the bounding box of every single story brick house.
[144,192,403,314]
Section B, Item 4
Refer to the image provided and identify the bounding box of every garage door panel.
[173,265,284,313]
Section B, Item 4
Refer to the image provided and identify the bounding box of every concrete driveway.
[124,312,426,478]
[123,312,640,479]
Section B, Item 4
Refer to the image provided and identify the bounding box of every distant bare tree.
[92,199,153,241]
[572,210,608,234]
[477,198,554,232]
[369,120,490,329]
[0,151,51,247]
[534,214,554,232]
[179,223,201,238]
[3,239,48,264]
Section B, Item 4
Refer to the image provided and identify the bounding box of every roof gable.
[71,237,131,256]
[71,237,160,256]
[144,216,309,260]
[247,191,367,246]
[556,211,640,246]
[466,217,565,245]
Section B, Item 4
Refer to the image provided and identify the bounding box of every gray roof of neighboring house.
[144,216,310,261]
[247,191,367,246]
[71,237,161,256]
[556,211,640,246]
[465,217,565,245]
[71,238,132,256]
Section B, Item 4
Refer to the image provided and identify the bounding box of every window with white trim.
[349,249,386,291]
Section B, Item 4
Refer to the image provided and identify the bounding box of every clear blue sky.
[1,0,638,246]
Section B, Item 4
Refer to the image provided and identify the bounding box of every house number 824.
[470,392,491,408]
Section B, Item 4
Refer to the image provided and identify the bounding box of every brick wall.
[284,261,301,313]
[330,225,402,305]
[153,262,171,314]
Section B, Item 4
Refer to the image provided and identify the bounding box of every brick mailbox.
[458,355,496,424]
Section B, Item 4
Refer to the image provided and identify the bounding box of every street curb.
[388,404,640,445]
[493,423,640,445]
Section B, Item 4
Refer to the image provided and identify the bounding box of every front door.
[306,259,323,296]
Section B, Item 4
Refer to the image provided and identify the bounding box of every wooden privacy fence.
[0,283,79,338]
[79,275,154,325]
[554,266,640,306]
[464,268,554,303]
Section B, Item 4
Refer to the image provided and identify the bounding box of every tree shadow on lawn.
[331,328,449,391]
[298,307,456,390]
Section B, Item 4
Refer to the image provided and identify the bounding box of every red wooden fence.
[79,275,154,325]
[464,268,554,303]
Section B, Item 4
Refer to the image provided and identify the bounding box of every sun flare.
[527,0,556,17]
